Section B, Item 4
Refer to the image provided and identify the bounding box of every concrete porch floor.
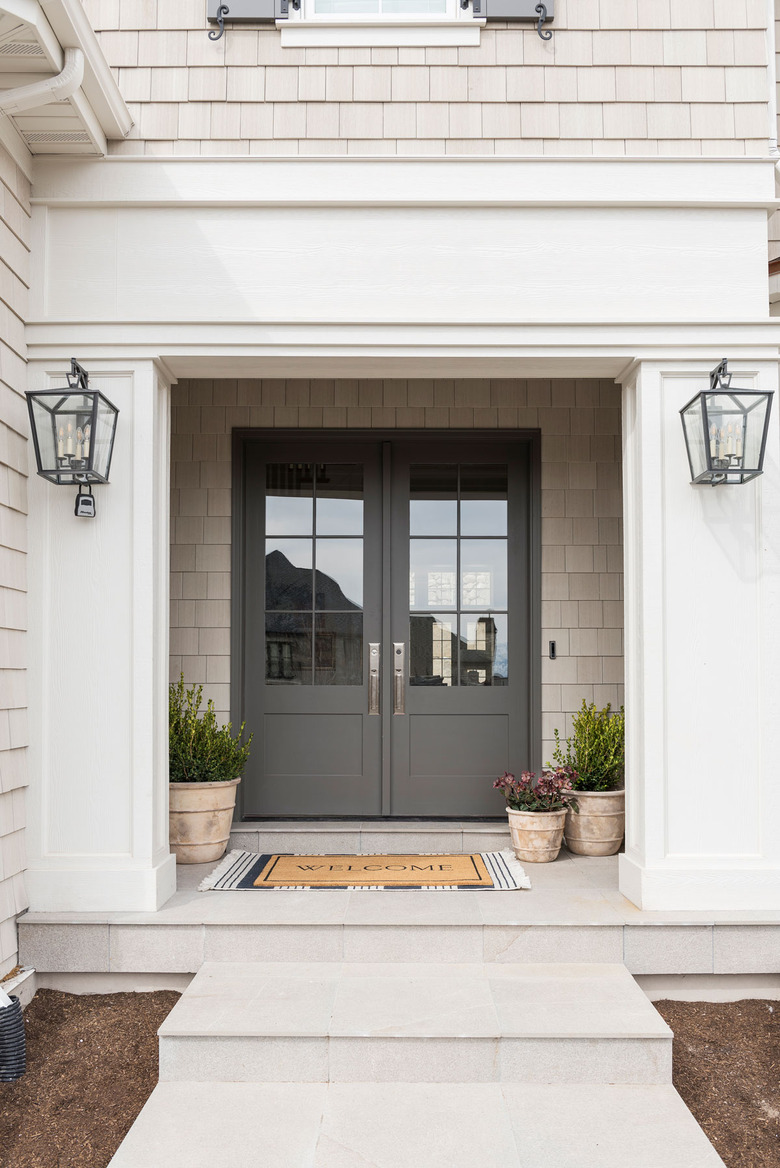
[17,823,780,983]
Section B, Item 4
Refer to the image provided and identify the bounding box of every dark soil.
[0,989,180,1168]
[655,999,780,1168]
[1,992,778,1167]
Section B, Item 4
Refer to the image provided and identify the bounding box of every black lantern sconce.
[26,359,119,517]
[680,360,773,487]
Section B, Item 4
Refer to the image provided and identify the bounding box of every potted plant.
[493,768,578,863]
[552,700,625,857]
[169,676,253,864]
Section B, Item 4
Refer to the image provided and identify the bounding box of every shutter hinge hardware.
[208,3,229,39]
[535,2,552,38]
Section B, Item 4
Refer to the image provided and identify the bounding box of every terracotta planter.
[564,789,625,857]
[169,778,241,864]
[506,806,567,863]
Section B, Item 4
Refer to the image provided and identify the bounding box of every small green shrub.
[169,676,253,783]
[551,700,625,793]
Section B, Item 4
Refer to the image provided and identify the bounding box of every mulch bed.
[0,989,180,1168]
[655,999,780,1168]
[0,991,778,1166]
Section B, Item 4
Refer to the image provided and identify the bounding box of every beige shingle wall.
[169,378,624,771]
[0,143,29,978]
[82,0,772,154]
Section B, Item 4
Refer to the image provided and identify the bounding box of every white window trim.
[278,0,483,46]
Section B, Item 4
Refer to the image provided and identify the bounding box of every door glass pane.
[410,615,454,687]
[266,539,313,610]
[410,465,457,536]
[460,464,507,536]
[315,539,363,610]
[315,613,363,685]
[265,613,312,684]
[409,539,457,610]
[460,614,508,687]
[316,464,364,535]
[461,540,507,610]
[266,464,314,535]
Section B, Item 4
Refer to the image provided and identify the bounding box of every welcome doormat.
[199,850,531,891]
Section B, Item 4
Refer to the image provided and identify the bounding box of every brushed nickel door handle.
[368,643,380,715]
[393,642,405,715]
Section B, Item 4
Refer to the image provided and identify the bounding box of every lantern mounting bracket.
[67,358,89,391]
[709,358,732,392]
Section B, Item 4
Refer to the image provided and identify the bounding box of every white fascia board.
[0,0,131,141]
[38,0,131,139]
[29,155,779,210]
[0,111,32,177]
[25,320,780,381]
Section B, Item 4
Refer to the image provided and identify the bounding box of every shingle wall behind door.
[169,377,623,772]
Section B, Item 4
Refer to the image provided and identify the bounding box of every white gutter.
[0,45,83,115]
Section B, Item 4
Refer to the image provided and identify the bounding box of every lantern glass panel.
[94,396,118,481]
[29,396,58,473]
[732,394,770,471]
[681,397,707,479]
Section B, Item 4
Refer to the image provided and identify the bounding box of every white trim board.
[30,156,778,208]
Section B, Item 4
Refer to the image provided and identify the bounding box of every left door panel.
[241,440,383,816]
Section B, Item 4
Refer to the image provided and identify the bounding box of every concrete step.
[231,820,511,856]
[108,1081,725,1168]
[158,961,672,1084]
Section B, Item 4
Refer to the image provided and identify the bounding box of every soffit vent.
[0,42,45,56]
[24,131,92,143]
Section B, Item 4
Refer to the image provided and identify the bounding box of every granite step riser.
[231,831,511,855]
[17,924,630,970]
[19,920,625,967]
[158,1034,672,1085]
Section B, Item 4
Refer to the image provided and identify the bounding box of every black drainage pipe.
[0,996,26,1082]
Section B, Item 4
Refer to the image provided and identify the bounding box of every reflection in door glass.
[265,462,365,685]
[265,539,313,610]
[460,614,508,687]
[316,464,364,534]
[265,464,314,535]
[315,613,363,685]
[409,464,509,686]
[409,539,457,610]
[315,539,363,610]
[461,540,507,609]
[265,613,312,685]
[410,464,457,536]
[410,615,454,686]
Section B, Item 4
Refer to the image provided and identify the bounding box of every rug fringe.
[197,849,245,892]
[498,848,532,890]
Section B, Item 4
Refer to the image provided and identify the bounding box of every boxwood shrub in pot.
[552,701,625,857]
[169,676,253,864]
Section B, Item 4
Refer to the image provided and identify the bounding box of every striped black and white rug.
[199,850,531,891]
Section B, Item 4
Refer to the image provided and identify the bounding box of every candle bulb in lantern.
[66,422,73,456]
[75,427,83,460]
[57,426,64,459]
[727,423,734,456]
[709,424,717,458]
[83,423,91,460]
[736,423,743,460]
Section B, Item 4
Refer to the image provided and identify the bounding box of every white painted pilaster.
[619,359,780,911]
[25,358,176,911]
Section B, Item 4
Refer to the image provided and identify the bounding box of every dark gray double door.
[240,434,536,817]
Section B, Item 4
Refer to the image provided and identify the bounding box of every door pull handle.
[393,642,405,715]
[369,643,380,715]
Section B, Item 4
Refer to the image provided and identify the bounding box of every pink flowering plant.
[493,767,579,814]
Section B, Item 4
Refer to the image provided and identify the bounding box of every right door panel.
[390,440,535,816]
